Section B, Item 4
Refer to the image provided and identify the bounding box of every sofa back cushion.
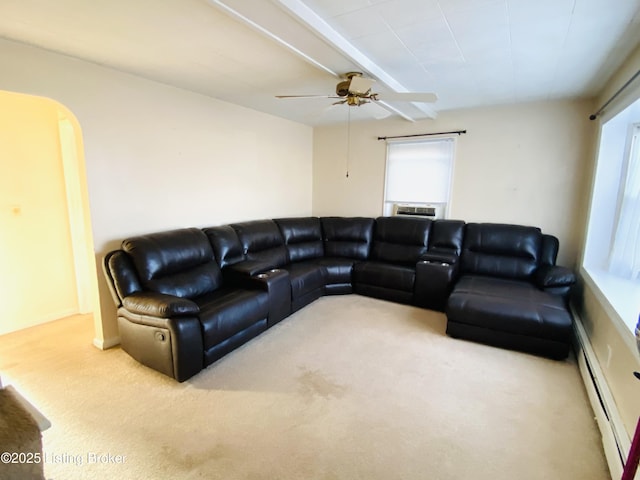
[320,217,374,260]
[429,220,466,256]
[122,228,223,298]
[460,223,542,280]
[274,217,324,263]
[371,216,431,264]
[203,225,245,268]
[231,220,288,268]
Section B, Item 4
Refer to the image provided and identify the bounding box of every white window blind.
[608,123,640,280]
[383,138,455,216]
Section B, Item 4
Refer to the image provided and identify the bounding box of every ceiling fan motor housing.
[336,72,365,97]
[336,79,351,97]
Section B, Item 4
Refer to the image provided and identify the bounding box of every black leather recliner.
[273,217,327,312]
[353,216,432,304]
[316,216,374,295]
[103,228,269,382]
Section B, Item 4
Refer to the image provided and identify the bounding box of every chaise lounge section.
[445,223,575,359]
[103,216,577,381]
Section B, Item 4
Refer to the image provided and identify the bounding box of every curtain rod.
[589,68,640,120]
[377,130,467,141]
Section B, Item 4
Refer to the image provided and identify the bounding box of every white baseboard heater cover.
[573,310,637,479]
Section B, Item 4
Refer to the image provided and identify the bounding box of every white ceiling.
[0,0,639,126]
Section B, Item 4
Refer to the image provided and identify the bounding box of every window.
[583,97,640,333]
[382,138,455,218]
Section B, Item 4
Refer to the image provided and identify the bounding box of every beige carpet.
[0,295,610,479]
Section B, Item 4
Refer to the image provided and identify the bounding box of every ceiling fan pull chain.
[346,107,351,178]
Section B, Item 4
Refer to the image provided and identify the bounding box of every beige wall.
[575,43,640,442]
[313,99,593,266]
[0,38,313,347]
[0,92,79,334]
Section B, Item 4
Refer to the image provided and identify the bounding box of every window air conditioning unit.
[392,203,445,220]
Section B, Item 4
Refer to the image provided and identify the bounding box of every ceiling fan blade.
[374,92,438,103]
[348,75,375,95]
[275,95,335,99]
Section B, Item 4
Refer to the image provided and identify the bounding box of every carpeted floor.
[0,388,45,480]
[0,295,610,479]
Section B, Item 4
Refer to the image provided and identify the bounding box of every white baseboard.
[93,336,120,350]
[0,308,79,336]
[573,311,637,480]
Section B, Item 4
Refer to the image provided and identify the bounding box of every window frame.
[580,92,640,345]
[381,136,457,218]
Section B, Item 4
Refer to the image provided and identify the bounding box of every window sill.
[582,267,639,339]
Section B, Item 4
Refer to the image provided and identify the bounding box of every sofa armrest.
[534,265,576,288]
[122,292,199,317]
[534,265,576,299]
[222,260,274,286]
[246,269,291,327]
[415,256,459,312]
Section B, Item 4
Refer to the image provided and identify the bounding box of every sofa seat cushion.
[353,261,415,292]
[281,262,327,299]
[195,288,269,349]
[314,257,355,285]
[446,275,572,343]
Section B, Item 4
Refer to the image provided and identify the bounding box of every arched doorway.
[0,90,100,336]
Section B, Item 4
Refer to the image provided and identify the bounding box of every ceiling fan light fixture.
[346,96,368,106]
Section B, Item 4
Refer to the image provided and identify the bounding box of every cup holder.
[256,269,281,280]
[420,260,450,267]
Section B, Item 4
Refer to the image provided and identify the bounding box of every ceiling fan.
[276,72,438,176]
[276,72,437,110]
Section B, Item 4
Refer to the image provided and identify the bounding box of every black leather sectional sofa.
[103,216,576,381]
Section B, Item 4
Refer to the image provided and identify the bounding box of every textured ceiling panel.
[0,0,638,125]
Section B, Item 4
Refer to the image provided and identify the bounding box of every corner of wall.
[93,336,121,350]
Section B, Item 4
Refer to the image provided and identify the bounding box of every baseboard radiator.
[573,310,636,480]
